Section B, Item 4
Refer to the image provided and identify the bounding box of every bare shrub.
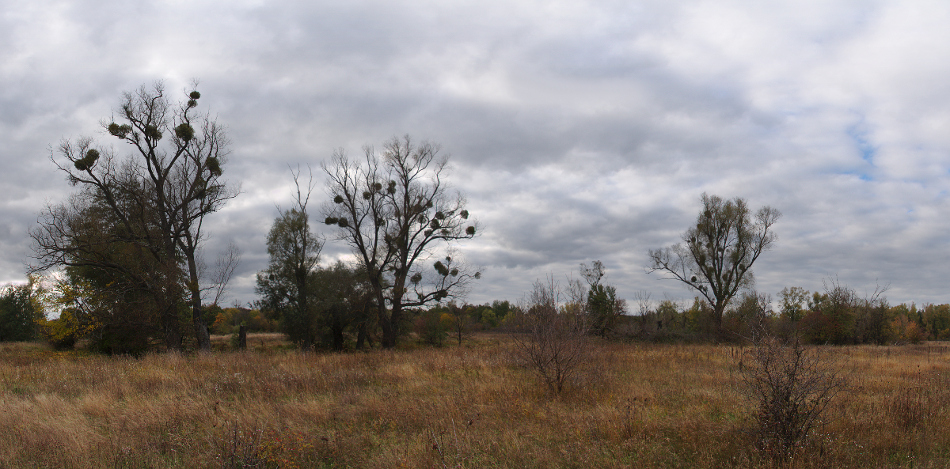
[738,334,846,461]
[514,276,591,395]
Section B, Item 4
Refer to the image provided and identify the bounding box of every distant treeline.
[4,278,949,350]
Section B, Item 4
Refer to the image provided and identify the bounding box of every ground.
[0,334,947,468]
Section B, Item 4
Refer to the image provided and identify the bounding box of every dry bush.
[738,335,846,462]
[514,277,592,395]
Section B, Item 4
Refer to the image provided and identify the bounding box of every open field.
[0,334,949,468]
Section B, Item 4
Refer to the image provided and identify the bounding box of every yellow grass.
[0,335,948,468]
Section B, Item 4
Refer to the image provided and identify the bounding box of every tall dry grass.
[0,335,948,468]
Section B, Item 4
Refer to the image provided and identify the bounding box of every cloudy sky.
[3,0,950,310]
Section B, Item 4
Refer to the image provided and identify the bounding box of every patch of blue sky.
[840,170,873,182]
[846,120,876,164]
[835,116,876,181]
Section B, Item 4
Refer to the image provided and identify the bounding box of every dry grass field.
[0,334,948,468]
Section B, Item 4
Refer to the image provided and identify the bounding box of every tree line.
[4,82,949,352]
[13,83,479,353]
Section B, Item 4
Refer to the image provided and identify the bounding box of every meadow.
[0,334,948,468]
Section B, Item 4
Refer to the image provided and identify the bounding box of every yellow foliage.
[212,312,229,332]
[889,315,925,344]
[32,275,101,349]
[439,313,456,329]
[36,309,93,350]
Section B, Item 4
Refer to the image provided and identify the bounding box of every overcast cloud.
[3,0,950,309]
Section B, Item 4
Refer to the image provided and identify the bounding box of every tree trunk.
[714,301,726,342]
[186,253,211,352]
[157,274,183,351]
[374,285,396,348]
[380,313,396,348]
[381,301,403,349]
[192,304,211,352]
[332,322,344,351]
[238,325,247,350]
[162,303,183,351]
[356,322,367,350]
[295,269,312,351]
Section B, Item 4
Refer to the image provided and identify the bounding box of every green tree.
[778,287,809,322]
[491,300,512,325]
[34,268,157,354]
[654,299,682,333]
[322,136,479,348]
[311,261,375,351]
[0,279,43,342]
[648,193,780,338]
[210,306,274,335]
[256,171,323,349]
[34,191,172,354]
[256,171,374,351]
[63,265,159,355]
[922,304,950,340]
[414,308,449,346]
[580,260,627,337]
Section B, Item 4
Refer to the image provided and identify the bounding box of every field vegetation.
[0,334,948,468]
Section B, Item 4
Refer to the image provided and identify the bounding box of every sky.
[3,0,950,311]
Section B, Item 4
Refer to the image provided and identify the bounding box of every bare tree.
[515,276,590,395]
[175,95,239,351]
[634,290,652,316]
[322,136,478,348]
[207,242,242,307]
[31,82,237,351]
[648,193,780,338]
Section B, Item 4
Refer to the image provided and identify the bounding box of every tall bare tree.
[648,193,780,338]
[322,136,478,348]
[31,82,237,351]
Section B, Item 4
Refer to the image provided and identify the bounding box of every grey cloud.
[4,0,950,312]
